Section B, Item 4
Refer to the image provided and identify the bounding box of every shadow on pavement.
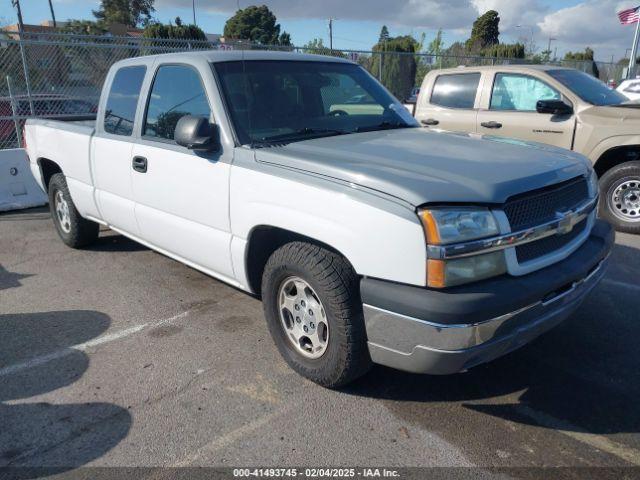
[0,266,34,291]
[86,233,149,253]
[0,310,132,478]
[345,243,640,439]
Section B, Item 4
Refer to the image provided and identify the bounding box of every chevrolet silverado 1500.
[25,51,613,387]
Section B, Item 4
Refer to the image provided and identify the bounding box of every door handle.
[421,118,439,126]
[481,121,502,129]
[132,156,147,173]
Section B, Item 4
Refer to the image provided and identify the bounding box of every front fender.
[229,165,427,289]
[587,135,640,164]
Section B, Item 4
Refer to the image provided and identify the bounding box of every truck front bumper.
[361,220,614,375]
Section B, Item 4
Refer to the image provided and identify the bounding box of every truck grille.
[516,218,588,263]
[504,176,589,263]
[504,176,589,231]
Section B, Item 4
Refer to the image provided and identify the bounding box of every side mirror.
[175,115,219,152]
[536,99,573,115]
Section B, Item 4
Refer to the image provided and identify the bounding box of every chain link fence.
[0,31,620,150]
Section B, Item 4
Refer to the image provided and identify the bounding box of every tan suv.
[412,65,640,233]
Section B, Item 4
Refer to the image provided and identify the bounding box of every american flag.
[618,5,640,24]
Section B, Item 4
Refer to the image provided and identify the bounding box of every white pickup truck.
[25,51,613,387]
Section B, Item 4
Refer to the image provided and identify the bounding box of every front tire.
[261,242,371,388]
[48,173,99,248]
[599,161,640,234]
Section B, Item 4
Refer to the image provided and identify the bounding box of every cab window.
[430,73,480,109]
[490,73,560,111]
[143,65,211,141]
[104,66,146,136]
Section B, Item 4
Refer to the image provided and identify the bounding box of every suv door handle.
[421,118,439,126]
[132,156,147,173]
[481,121,502,129]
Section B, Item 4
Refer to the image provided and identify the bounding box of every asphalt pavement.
[1,207,639,478]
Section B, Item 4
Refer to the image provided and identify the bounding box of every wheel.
[261,242,371,388]
[598,161,640,234]
[48,173,99,248]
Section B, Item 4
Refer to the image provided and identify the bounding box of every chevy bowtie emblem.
[556,210,576,235]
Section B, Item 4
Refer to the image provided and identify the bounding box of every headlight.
[419,207,506,288]
[419,207,499,245]
[587,169,599,198]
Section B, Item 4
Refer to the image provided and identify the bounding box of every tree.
[143,20,206,41]
[223,5,291,46]
[303,38,331,55]
[427,29,444,56]
[467,10,500,52]
[369,33,419,101]
[481,42,525,59]
[93,0,155,28]
[379,25,390,44]
[564,47,599,77]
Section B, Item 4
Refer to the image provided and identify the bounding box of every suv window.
[104,66,146,136]
[490,73,560,111]
[430,73,480,109]
[143,65,211,141]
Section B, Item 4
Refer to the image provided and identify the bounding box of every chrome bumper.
[363,255,609,375]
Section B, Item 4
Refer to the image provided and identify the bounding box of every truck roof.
[429,64,573,74]
[111,49,355,69]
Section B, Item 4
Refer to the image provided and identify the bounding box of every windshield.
[547,69,627,106]
[212,60,418,145]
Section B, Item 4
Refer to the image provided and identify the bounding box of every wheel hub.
[609,178,640,222]
[278,276,329,359]
[54,190,71,233]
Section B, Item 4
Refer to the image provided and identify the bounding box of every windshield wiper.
[260,127,349,143]
[354,121,414,133]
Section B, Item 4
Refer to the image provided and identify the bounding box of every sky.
[6,0,640,62]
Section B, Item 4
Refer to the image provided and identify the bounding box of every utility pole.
[11,0,25,33]
[192,0,197,26]
[48,0,57,28]
[547,37,556,62]
[628,17,640,79]
[328,18,334,52]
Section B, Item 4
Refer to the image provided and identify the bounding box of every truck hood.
[579,103,640,127]
[254,128,589,207]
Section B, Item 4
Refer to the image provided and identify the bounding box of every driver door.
[477,72,575,149]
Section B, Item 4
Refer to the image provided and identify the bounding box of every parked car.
[616,78,640,101]
[0,94,97,146]
[413,65,640,233]
[25,52,612,387]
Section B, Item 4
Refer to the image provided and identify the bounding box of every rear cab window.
[103,65,146,136]
[430,73,481,109]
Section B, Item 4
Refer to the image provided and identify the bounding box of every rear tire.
[48,173,99,248]
[261,242,371,388]
[598,161,640,234]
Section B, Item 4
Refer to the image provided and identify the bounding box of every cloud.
[157,0,632,60]
[158,0,479,29]
[538,0,636,58]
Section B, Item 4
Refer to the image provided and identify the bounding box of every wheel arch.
[244,225,353,297]
[593,144,640,178]
[37,157,63,193]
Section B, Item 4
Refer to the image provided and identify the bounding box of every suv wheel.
[48,173,99,248]
[261,242,371,388]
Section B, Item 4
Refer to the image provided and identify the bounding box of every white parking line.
[515,405,640,466]
[173,407,292,467]
[0,310,191,377]
[602,279,640,292]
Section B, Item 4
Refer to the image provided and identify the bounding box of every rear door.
[130,62,234,278]
[415,72,482,132]
[93,65,147,235]
[476,72,575,149]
